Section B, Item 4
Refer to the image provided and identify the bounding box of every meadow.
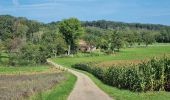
[52,44,170,67]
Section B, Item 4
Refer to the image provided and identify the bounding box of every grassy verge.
[30,72,77,100]
[77,69,170,100]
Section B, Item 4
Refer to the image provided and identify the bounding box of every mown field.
[52,44,170,67]
[0,65,76,100]
[52,44,170,100]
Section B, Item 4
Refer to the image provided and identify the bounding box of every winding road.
[47,60,113,100]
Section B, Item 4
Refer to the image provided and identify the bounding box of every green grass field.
[52,45,170,67]
[52,44,170,100]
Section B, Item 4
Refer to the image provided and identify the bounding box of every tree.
[141,31,155,46]
[4,38,23,53]
[134,31,143,46]
[26,20,41,41]
[58,18,83,55]
[0,15,14,41]
[19,43,49,65]
[41,30,67,57]
[14,23,29,38]
[124,30,136,47]
[110,30,124,52]
[83,27,107,48]
[4,38,24,65]
[0,41,4,62]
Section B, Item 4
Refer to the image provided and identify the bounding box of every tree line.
[82,20,170,43]
[83,26,157,53]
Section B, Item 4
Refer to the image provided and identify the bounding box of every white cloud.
[20,3,63,8]
[12,0,19,6]
[10,0,96,9]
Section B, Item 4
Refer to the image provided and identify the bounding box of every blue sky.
[0,0,170,25]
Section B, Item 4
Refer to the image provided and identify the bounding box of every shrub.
[72,63,92,72]
[6,42,50,66]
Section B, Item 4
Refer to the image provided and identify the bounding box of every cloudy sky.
[0,0,170,25]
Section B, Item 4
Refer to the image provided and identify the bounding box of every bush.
[73,57,170,92]
[7,43,49,66]
[20,43,48,64]
[72,63,92,72]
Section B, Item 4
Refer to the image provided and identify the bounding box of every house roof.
[79,39,88,46]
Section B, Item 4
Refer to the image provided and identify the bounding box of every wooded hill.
[81,20,170,43]
[0,15,170,66]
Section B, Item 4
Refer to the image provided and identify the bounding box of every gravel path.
[47,60,113,100]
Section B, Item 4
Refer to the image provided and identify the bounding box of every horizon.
[1,14,170,27]
[0,0,170,25]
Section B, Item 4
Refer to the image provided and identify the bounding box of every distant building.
[78,39,96,52]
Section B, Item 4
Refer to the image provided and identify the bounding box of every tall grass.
[0,72,65,100]
[30,72,77,100]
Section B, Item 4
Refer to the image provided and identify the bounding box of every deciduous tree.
[59,18,83,55]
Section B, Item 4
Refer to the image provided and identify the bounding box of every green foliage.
[6,42,51,66]
[0,15,170,66]
[124,30,136,47]
[82,20,170,43]
[41,31,67,55]
[0,42,3,62]
[110,30,124,51]
[0,15,14,40]
[141,30,156,46]
[59,18,84,54]
[82,67,170,100]
[0,15,72,66]
[83,27,158,52]
[73,57,170,92]
[83,27,106,48]
[20,43,48,65]
[163,57,170,91]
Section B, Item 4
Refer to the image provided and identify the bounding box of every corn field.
[73,57,170,92]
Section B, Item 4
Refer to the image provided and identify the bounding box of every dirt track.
[47,60,113,100]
